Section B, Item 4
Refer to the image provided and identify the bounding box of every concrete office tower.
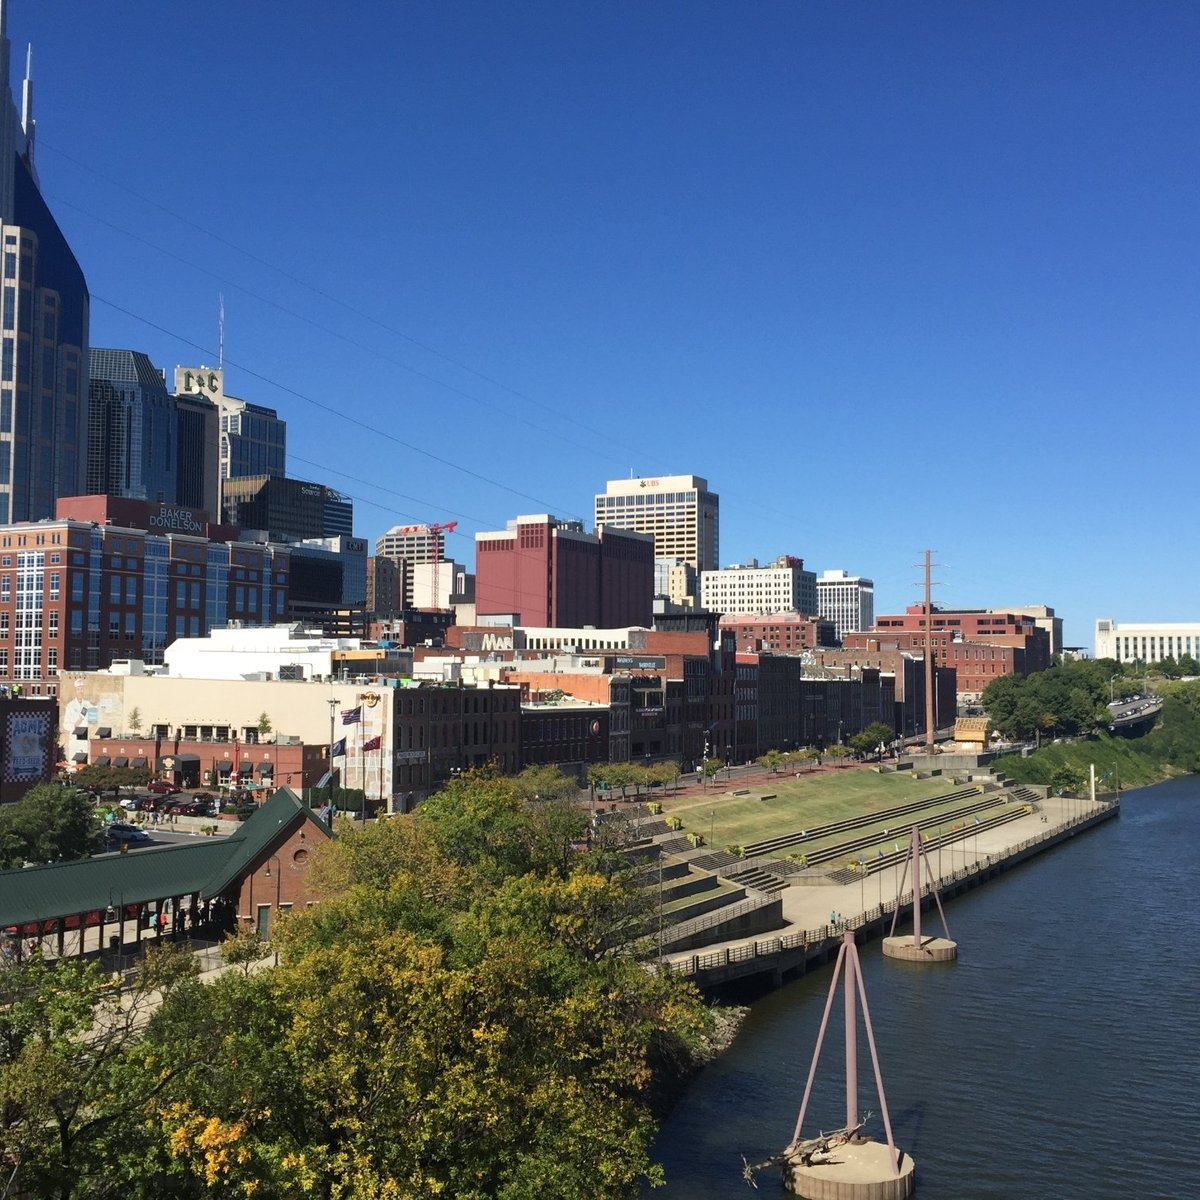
[0,8,90,523]
[817,569,875,640]
[701,555,818,617]
[376,523,446,608]
[174,366,286,481]
[87,349,178,504]
[595,474,719,571]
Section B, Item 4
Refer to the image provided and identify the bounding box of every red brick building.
[719,612,837,654]
[848,604,1050,698]
[474,515,654,629]
[0,496,289,698]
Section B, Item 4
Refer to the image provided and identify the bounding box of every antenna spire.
[218,294,225,369]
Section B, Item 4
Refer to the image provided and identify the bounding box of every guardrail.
[665,800,1118,979]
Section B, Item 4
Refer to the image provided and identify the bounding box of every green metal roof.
[0,789,331,929]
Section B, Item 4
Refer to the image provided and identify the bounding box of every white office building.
[1095,618,1200,664]
[700,556,817,617]
[595,474,719,571]
[817,569,875,640]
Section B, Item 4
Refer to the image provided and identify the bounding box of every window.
[49,572,59,600]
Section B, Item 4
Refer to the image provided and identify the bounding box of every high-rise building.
[475,514,654,629]
[220,475,353,543]
[173,367,286,484]
[174,390,219,514]
[0,12,89,524]
[86,349,178,504]
[816,569,875,640]
[375,523,447,608]
[700,555,817,617]
[594,474,719,571]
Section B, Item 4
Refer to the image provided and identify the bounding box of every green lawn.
[661,769,984,854]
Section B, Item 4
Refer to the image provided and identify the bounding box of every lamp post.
[327,696,339,802]
[262,854,281,966]
[1109,673,1120,704]
[709,809,715,849]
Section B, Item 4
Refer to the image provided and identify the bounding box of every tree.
[757,749,782,774]
[701,758,721,789]
[1049,764,1086,796]
[0,783,103,868]
[0,946,198,1200]
[255,711,273,737]
[511,763,578,803]
[848,722,896,757]
[127,706,143,735]
[825,744,853,767]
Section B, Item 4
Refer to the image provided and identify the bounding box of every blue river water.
[649,778,1200,1199]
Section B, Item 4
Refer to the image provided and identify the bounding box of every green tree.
[0,946,198,1200]
[701,758,721,789]
[757,749,783,774]
[1049,764,1086,795]
[126,706,143,735]
[255,711,273,737]
[848,722,896,757]
[0,783,103,868]
[511,763,578,803]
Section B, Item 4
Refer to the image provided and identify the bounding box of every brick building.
[475,514,654,629]
[719,612,837,654]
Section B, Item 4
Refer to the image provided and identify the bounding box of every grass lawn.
[660,769,983,853]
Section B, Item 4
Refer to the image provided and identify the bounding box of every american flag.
[341,706,362,725]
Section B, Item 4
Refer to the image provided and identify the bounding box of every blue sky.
[11,2,1199,647]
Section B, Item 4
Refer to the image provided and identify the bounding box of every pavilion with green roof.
[0,789,331,959]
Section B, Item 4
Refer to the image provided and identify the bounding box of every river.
[649,778,1200,1198]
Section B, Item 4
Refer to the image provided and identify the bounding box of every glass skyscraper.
[0,8,90,523]
[87,348,178,503]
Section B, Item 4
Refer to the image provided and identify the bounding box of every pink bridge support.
[790,933,901,1177]
[888,824,951,945]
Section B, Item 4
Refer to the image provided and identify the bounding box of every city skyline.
[8,2,1199,647]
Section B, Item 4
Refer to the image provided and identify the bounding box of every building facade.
[816,569,875,639]
[719,612,836,654]
[173,367,286,484]
[0,17,89,525]
[87,349,177,504]
[1094,618,1200,665]
[174,391,219,514]
[220,475,353,544]
[0,496,290,695]
[594,474,719,571]
[475,514,654,629]
[700,555,817,617]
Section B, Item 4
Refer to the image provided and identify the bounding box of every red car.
[147,780,182,795]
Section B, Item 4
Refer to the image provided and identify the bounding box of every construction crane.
[392,521,458,609]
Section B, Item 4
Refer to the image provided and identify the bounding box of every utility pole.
[921,549,937,753]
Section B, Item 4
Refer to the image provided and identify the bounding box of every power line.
[51,192,632,467]
[92,293,588,523]
[42,138,643,455]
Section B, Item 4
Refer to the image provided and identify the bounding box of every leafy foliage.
[0,783,104,868]
[982,660,1114,741]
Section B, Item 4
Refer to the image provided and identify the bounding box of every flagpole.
[359,719,366,827]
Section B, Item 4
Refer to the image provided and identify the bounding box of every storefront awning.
[73,726,87,738]
[257,762,274,775]
[131,757,147,769]
[92,756,110,767]
[216,762,233,776]
[113,756,129,768]
[238,762,255,775]
[95,727,112,739]
[72,752,87,763]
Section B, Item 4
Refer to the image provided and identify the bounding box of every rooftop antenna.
[218,294,225,370]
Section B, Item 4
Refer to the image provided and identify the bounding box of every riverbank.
[663,791,1117,994]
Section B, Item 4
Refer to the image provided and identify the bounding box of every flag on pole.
[341,706,362,725]
[331,738,346,758]
[362,735,381,752]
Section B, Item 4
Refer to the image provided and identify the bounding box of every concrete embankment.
[665,794,1118,994]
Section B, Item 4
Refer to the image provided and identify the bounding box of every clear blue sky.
[12,1,1200,648]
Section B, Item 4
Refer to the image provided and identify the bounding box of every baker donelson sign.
[149,506,204,534]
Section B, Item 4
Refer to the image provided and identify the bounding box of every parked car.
[184,800,218,817]
[191,792,215,804]
[147,780,182,795]
[106,822,150,844]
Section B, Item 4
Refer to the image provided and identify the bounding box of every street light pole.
[262,854,281,966]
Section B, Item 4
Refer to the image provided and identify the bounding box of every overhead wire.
[41,138,644,457]
[93,293,588,524]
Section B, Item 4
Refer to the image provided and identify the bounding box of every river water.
[649,778,1200,1199]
